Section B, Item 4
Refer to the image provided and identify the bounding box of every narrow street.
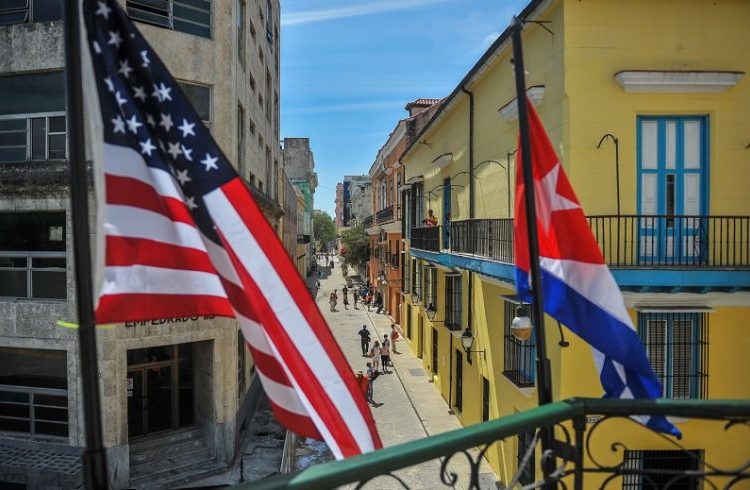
[313,255,496,489]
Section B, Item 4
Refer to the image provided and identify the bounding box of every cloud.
[475,31,501,53]
[284,100,404,114]
[282,0,452,27]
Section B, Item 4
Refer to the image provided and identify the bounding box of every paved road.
[315,255,497,489]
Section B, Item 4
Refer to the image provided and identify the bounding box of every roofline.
[399,0,548,164]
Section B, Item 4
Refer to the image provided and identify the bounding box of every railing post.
[573,415,585,490]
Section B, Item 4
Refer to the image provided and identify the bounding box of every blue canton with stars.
[84,0,237,244]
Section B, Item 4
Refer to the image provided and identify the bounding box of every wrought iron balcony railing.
[239,398,750,490]
[410,226,441,253]
[420,216,750,270]
[587,215,750,268]
[451,219,514,263]
[362,215,374,229]
[376,205,395,224]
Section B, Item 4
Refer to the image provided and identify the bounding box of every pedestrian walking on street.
[365,362,378,403]
[329,290,338,312]
[353,287,359,309]
[342,286,349,310]
[358,324,371,356]
[390,324,400,354]
[375,291,384,314]
[369,341,381,372]
[380,336,391,374]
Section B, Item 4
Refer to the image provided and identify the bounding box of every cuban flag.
[514,98,680,436]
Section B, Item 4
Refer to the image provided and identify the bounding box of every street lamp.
[460,327,485,361]
[426,303,437,321]
[511,304,533,341]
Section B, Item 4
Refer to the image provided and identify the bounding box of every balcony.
[240,398,750,489]
[376,205,395,224]
[451,219,514,263]
[410,226,441,253]
[362,215,374,229]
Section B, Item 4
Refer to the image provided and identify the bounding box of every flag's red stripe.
[97,293,234,323]
[105,174,194,225]
[217,179,381,453]
[267,399,321,440]
[105,236,216,272]
[245,345,295,387]
[214,223,363,456]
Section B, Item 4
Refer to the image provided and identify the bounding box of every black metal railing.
[362,215,374,229]
[410,226,441,252]
[450,219,514,262]
[587,215,750,268]
[376,205,395,224]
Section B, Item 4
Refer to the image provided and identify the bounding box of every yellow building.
[400,0,750,486]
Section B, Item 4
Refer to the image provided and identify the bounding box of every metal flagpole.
[63,1,110,488]
[510,17,556,488]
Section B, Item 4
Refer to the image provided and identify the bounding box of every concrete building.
[364,99,441,324]
[282,138,318,275]
[401,0,750,485]
[0,1,281,488]
[336,175,371,228]
[335,183,344,227]
[281,172,299,267]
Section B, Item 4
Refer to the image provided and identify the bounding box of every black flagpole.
[511,17,556,487]
[63,1,110,488]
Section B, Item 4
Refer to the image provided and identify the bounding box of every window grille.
[431,328,439,375]
[638,312,708,399]
[622,449,702,489]
[127,0,211,38]
[411,259,421,300]
[423,266,437,310]
[444,275,462,330]
[0,0,62,25]
[503,301,536,387]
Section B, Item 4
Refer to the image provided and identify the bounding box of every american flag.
[81,0,381,458]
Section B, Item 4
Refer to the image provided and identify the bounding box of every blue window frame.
[638,311,708,399]
[637,116,708,265]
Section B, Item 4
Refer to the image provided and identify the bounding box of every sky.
[280,0,529,216]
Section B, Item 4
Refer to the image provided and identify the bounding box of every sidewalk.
[316,256,497,489]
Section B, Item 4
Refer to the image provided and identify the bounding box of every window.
[405,304,412,339]
[638,312,708,399]
[258,134,264,149]
[517,430,535,485]
[237,104,245,176]
[265,0,273,44]
[622,449,702,489]
[258,180,263,192]
[0,212,66,300]
[445,274,462,330]
[265,145,272,196]
[176,81,211,126]
[402,254,411,293]
[0,347,68,437]
[249,72,256,92]
[238,331,246,399]
[265,70,272,123]
[248,116,256,135]
[503,301,536,387]
[273,159,279,200]
[248,172,255,187]
[411,259,421,300]
[259,92,264,108]
[237,0,245,66]
[0,0,62,25]
[423,265,437,311]
[274,90,279,139]
[0,71,66,163]
[249,19,256,40]
[482,377,490,422]
[126,0,211,38]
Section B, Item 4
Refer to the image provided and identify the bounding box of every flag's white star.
[185,196,198,210]
[92,41,102,54]
[156,83,172,102]
[132,86,147,102]
[140,50,150,68]
[177,119,195,138]
[146,114,156,127]
[114,91,127,107]
[111,115,126,134]
[200,154,218,171]
[167,141,183,159]
[107,30,123,49]
[151,84,163,102]
[95,1,112,19]
[175,169,191,186]
[118,59,133,78]
[139,138,156,157]
[534,163,580,233]
[103,76,114,93]
[158,113,174,132]
[181,144,193,162]
[125,115,142,134]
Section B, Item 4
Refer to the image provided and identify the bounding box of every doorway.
[637,117,707,264]
[127,344,194,438]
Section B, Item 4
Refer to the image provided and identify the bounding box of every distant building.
[335,183,344,227]
[335,176,371,227]
[282,138,318,274]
